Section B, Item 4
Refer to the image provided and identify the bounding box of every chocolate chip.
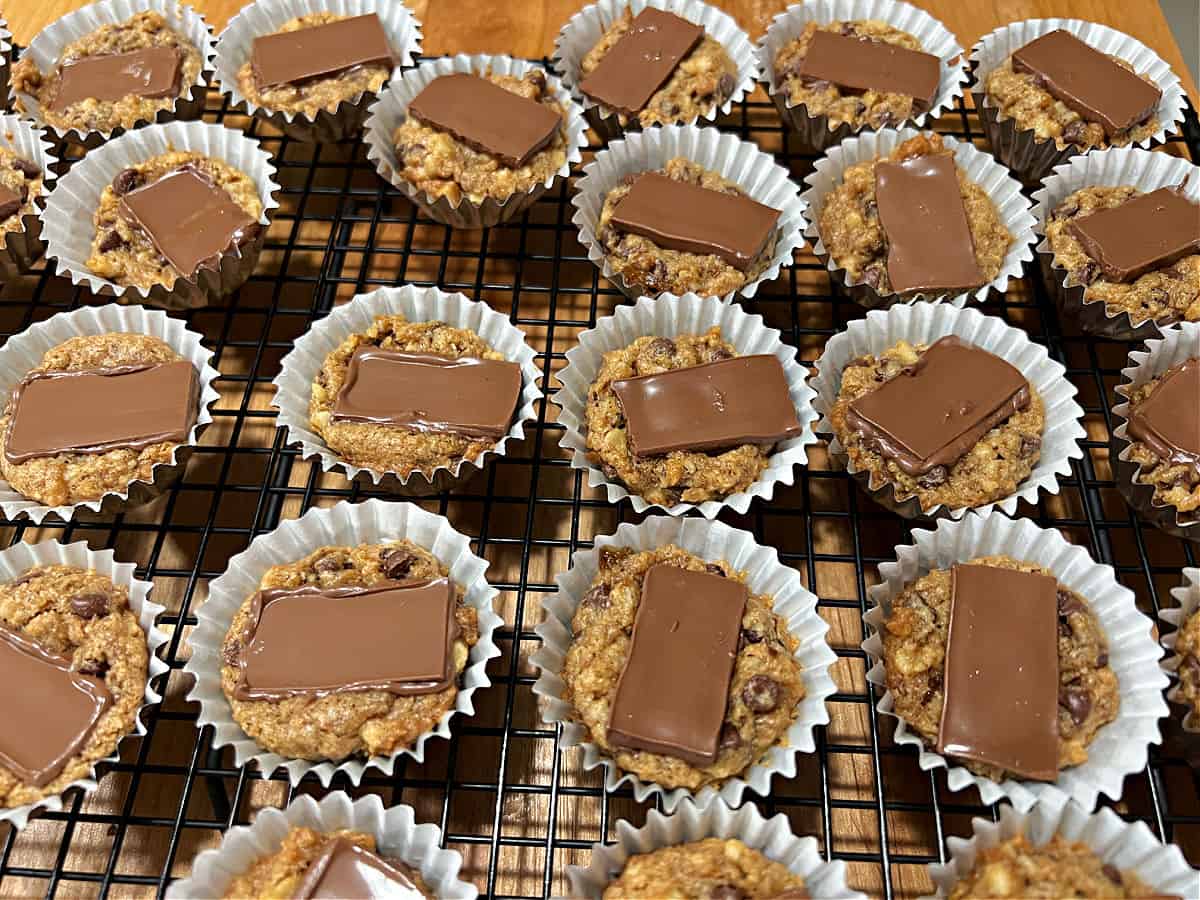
[661,486,684,505]
[705,885,747,900]
[1101,864,1123,885]
[717,73,735,100]
[600,462,620,480]
[620,173,638,187]
[860,263,885,289]
[97,230,126,253]
[646,337,676,357]
[1181,654,1200,687]
[1059,620,1073,639]
[314,554,348,574]
[718,722,742,750]
[221,640,242,667]
[526,69,546,91]
[742,674,780,713]
[1062,119,1090,146]
[111,168,143,196]
[581,583,611,609]
[12,159,40,180]
[1019,435,1042,458]
[70,592,109,619]
[1052,199,1080,221]
[802,76,832,92]
[917,466,948,489]
[1096,651,1108,667]
[740,628,763,649]
[599,547,630,571]
[0,197,21,220]
[381,548,417,579]
[1059,684,1092,726]
[863,200,878,221]
[840,22,857,36]
[79,659,109,677]
[1057,589,1085,618]
[706,346,733,362]
[1074,261,1100,285]
[645,259,670,291]
[704,564,725,577]
[874,110,898,128]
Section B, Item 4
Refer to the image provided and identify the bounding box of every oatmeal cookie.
[219,541,479,761]
[394,69,568,206]
[585,329,777,506]
[0,565,148,809]
[309,313,513,477]
[947,833,1154,899]
[598,158,778,297]
[1174,606,1200,722]
[830,340,1044,511]
[11,12,202,135]
[0,333,194,507]
[561,545,804,792]
[775,20,930,130]
[85,150,263,291]
[1045,186,1200,327]
[882,555,1119,782]
[580,8,737,128]
[222,826,431,899]
[1123,362,1200,522]
[0,146,43,238]
[817,133,1012,297]
[604,837,805,899]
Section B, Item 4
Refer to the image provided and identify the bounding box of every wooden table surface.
[8,0,1199,102]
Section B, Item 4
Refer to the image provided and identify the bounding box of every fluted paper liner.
[924,795,1199,898]
[572,124,807,302]
[214,0,421,143]
[166,792,478,899]
[0,539,168,831]
[1032,148,1200,342]
[757,0,967,154]
[801,126,1035,310]
[863,512,1168,812]
[0,303,220,524]
[10,0,217,147]
[1161,568,1200,733]
[272,285,543,493]
[553,292,817,518]
[41,120,280,310]
[364,54,586,230]
[183,499,503,787]
[811,302,1084,520]
[568,797,865,899]
[0,114,58,282]
[552,0,757,142]
[531,516,837,813]
[969,18,1186,185]
[1111,321,1200,541]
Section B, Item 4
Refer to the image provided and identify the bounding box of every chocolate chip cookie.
[1173,605,1200,723]
[603,837,805,899]
[0,146,43,238]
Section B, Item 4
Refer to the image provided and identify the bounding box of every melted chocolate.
[250,14,393,90]
[50,47,183,111]
[796,30,940,110]
[4,361,199,465]
[292,838,426,899]
[1011,29,1161,136]
[1128,358,1200,476]
[609,172,781,271]
[607,564,747,767]
[232,579,458,701]
[0,624,111,787]
[1066,187,1200,283]
[873,154,985,295]
[0,184,24,221]
[611,354,801,457]
[937,563,1060,781]
[845,336,1031,477]
[578,8,704,117]
[407,73,562,168]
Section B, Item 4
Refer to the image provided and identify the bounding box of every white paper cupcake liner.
[801,126,1035,310]
[0,114,58,282]
[214,0,421,143]
[41,120,280,310]
[924,795,1199,898]
[1161,568,1200,734]
[272,284,543,494]
[756,0,967,154]
[1031,147,1200,342]
[0,539,168,831]
[1111,321,1200,541]
[551,0,757,142]
[568,796,866,899]
[811,302,1084,520]
[552,292,818,518]
[571,124,807,303]
[863,511,1168,812]
[0,303,220,524]
[969,18,1187,185]
[166,792,477,899]
[9,0,217,147]
[531,515,837,813]
[364,54,586,230]
[183,498,503,787]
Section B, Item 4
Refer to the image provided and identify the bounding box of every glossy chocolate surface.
[292,838,426,899]
[250,14,393,90]
[1066,187,1200,283]
[796,30,940,110]
[51,47,182,110]
[1128,358,1200,476]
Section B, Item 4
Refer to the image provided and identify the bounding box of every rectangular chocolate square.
[607,564,747,766]
[609,172,781,271]
[332,348,521,441]
[1066,187,1200,283]
[612,355,801,457]
[937,563,1059,781]
[845,336,1030,476]
[407,73,562,168]
[50,47,182,111]
[796,30,940,109]
[1012,29,1161,136]
[119,167,257,278]
[4,361,199,464]
[251,14,393,90]
[578,8,704,117]
[294,839,425,899]
[1128,358,1200,471]
[873,154,984,295]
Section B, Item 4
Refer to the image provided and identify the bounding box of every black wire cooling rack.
[0,64,1197,899]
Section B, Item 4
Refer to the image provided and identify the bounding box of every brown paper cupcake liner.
[0,115,57,282]
[1160,568,1200,734]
